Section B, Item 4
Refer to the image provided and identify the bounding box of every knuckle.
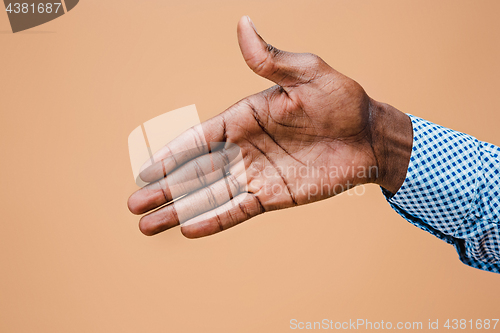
[253,51,273,75]
[191,159,207,187]
[189,127,206,152]
[305,53,325,68]
[227,173,241,194]
[266,44,281,57]
[203,187,218,210]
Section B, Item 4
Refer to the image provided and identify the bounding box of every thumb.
[237,16,322,88]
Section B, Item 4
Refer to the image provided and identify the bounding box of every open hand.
[127,16,412,238]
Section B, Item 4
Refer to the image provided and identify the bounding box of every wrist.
[369,99,413,194]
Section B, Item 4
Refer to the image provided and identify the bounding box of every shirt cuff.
[382,114,500,273]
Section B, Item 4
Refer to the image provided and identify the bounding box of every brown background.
[1,0,499,332]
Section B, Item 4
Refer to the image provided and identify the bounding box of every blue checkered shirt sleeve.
[382,114,500,273]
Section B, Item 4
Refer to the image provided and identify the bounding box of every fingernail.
[247,16,258,35]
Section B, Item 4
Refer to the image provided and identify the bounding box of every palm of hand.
[226,62,377,211]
